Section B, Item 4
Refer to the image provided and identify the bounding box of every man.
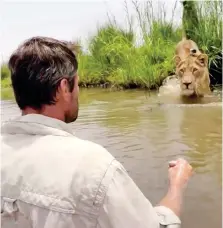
[1,36,193,228]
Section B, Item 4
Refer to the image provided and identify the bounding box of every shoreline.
[1,82,222,102]
[1,83,159,101]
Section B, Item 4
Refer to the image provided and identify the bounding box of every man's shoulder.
[44,135,117,174]
[60,135,114,159]
[73,137,117,169]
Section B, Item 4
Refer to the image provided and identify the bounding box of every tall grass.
[183,0,222,66]
[1,0,222,94]
[77,0,222,89]
[182,0,222,86]
[78,0,182,89]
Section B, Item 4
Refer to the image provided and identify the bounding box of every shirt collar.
[1,114,75,137]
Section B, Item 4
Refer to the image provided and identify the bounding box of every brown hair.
[8,36,78,110]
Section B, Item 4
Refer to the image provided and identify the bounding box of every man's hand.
[168,158,193,190]
[158,158,193,217]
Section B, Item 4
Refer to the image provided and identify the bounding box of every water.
[1,88,222,228]
[158,75,181,96]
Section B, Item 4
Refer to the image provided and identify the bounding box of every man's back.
[1,114,117,227]
[1,114,183,228]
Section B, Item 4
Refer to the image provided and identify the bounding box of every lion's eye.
[193,68,198,73]
[180,69,184,74]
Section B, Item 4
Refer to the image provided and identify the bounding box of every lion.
[174,38,211,97]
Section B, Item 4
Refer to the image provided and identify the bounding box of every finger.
[168,160,177,167]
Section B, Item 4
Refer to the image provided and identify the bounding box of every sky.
[1,0,183,63]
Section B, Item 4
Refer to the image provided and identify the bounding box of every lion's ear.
[197,53,208,67]
[173,55,181,66]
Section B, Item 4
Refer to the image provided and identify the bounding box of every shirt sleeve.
[97,161,181,228]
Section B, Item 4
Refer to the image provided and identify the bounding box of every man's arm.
[97,160,184,228]
[157,159,193,218]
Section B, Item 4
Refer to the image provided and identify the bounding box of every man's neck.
[22,106,65,122]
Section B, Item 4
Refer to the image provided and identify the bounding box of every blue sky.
[1,0,183,63]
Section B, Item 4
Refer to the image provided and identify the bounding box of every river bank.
[1,1,222,94]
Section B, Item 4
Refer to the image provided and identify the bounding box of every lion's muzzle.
[182,82,192,90]
[180,76,196,96]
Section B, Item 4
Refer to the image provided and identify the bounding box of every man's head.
[8,36,79,123]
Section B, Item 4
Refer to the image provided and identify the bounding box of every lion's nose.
[183,82,191,88]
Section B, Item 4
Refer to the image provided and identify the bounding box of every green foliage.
[182,0,222,68]
[182,0,199,40]
[1,64,11,81]
[77,0,183,89]
[1,0,222,95]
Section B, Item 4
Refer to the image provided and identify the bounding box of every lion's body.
[175,38,199,59]
[174,38,211,97]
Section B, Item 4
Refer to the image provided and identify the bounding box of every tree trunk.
[182,0,199,40]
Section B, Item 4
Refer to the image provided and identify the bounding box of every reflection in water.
[1,88,222,228]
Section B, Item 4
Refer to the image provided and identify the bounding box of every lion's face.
[175,53,211,97]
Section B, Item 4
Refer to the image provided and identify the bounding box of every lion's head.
[174,52,211,97]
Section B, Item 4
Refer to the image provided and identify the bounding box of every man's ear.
[57,78,71,101]
[197,53,208,67]
[60,79,69,93]
[173,55,181,66]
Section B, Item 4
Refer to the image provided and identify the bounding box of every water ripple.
[1,89,222,228]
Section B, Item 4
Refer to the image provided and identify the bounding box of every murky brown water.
[1,88,222,228]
